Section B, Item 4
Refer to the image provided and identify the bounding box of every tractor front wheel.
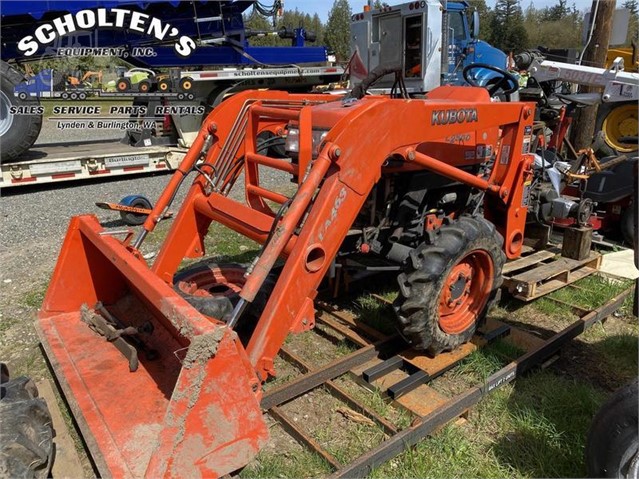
[174,262,276,343]
[393,216,505,355]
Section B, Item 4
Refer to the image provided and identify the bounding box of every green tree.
[623,0,638,47]
[325,0,352,61]
[467,0,494,40]
[489,0,529,53]
[523,2,583,49]
[311,13,325,45]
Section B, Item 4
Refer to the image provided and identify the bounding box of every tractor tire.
[119,196,152,226]
[585,378,639,478]
[1,61,43,162]
[596,102,638,155]
[0,368,54,479]
[393,216,505,355]
[116,77,131,92]
[173,263,276,341]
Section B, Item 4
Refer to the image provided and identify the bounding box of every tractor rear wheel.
[0,365,55,479]
[1,61,43,162]
[393,216,505,355]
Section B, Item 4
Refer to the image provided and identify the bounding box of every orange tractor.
[39,76,546,476]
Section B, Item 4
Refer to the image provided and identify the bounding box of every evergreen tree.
[467,0,494,40]
[522,1,583,49]
[623,0,638,46]
[489,0,529,53]
[325,0,353,61]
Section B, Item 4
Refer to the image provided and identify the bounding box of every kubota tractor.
[38,70,553,476]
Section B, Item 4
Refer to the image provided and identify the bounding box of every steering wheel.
[462,63,519,100]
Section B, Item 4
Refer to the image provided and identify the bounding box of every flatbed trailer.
[0,140,185,188]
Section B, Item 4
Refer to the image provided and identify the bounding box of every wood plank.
[351,358,450,417]
[514,266,597,301]
[483,318,545,352]
[400,341,482,375]
[36,379,86,479]
[502,249,557,275]
[512,251,600,284]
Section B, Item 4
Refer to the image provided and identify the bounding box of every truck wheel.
[1,61,42,162]
[119,196,152,226]
[0,365,55,479]
[393,216,505,355]
[586,378,638,478]
[597,102,638,154]
[174,263,275,342]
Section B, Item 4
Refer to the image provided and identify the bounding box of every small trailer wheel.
[78,92,87,100]
[119,195,153,226]
[17,92,27,101]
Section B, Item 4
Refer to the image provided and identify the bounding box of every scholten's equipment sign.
[18,8,196,57]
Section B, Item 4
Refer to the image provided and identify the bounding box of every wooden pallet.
[502,245,602,301]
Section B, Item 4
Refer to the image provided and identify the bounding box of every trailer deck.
[1,140,185,188]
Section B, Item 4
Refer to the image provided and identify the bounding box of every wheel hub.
[438,251,493,335]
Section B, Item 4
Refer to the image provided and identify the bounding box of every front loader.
[38,81,538,476]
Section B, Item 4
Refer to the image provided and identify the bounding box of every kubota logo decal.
[431,108,478,126]
[18,8,196,57]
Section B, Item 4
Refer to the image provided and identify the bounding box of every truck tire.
[173,263,275,341]
[596,102,638,154]
[0,366,55,479]
[393,216,505,355]
[0,61,42,162]
[586,378,638,478]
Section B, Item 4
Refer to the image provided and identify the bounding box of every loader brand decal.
[318,187,348,242]
[431,108,478,126]
[18,8,196,57]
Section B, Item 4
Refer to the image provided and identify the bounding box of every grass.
[241,447,331,478]
[246,271,636,478]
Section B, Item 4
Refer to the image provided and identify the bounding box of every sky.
[285,0,597,21]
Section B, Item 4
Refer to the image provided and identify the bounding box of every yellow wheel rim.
[602,103,638,152]
[182,80,192,90]
[159,82,168,91]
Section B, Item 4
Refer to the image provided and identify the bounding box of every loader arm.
[151,86,535,380]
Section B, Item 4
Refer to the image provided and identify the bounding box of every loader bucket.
[37,215,268,478]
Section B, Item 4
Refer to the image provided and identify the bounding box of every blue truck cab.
[350,0,508,92]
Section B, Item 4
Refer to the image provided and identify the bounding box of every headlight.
[284,125,329,158]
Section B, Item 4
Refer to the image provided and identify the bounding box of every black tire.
[179,77,193,92]
[586,378,639,478]
[0,366,55,479]
[138,79,152,93]
[119,197,152,226]
[0,61,43,162]
[173,263,275,342]
[393,216,505,355]
[116,77,131,92]
[596,102,639,155]
[157,78,171,92]
[621,201,636,247]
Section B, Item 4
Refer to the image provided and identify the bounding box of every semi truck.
[349,0,509,93]
[0,0,339,168]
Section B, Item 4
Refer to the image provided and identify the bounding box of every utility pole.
[570,0,616,151]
